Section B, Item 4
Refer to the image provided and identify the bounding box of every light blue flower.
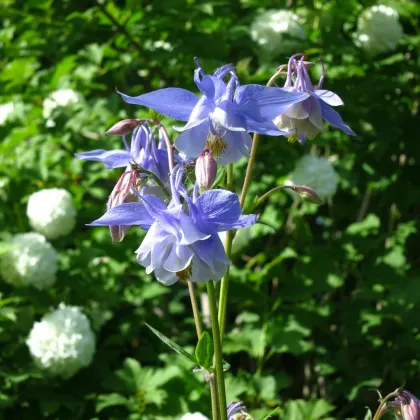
[274,54,355,143]
[89,167,257,285]
[118,59,309,164]
[75,123,172,182]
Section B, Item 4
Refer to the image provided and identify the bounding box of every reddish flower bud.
[107,170,142,242]
[292,185,324,204]
[106,119,146,136]
[195,148,217,190]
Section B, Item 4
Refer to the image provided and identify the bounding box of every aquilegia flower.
[274,54,355,143]
[118,59,309,164]
[76,122,171,182]
[89,166,257,285]
[227,401,253,419]
[386,390,420,420]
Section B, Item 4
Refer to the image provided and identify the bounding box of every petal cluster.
[90,167,257,285]
[274,54,355,143]
[26,303,96,379]
[0,233,58,290]
[27,188,77,239]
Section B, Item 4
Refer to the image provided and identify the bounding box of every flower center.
[176,264,193,281]
[206,134,227,158]
[287,134,298,144]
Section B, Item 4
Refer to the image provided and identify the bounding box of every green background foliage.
[1,0,419,418]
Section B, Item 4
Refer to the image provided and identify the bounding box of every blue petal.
[320,101,356,136]
[88,202,153,228]
[217,130,251,165]
[210,101,247,132]
[196,189,245,230]
[190,247,229,282]
[174,97,214,132]
[163,243,193,272]
[118,88,199,121]
[194,73,226,100]
[174,121,209,159]
[75,149,130,169]
[235,85,309,123]
[154,265,179,286]
[179,212,210,245]
[315,89,344,106]
[246,119,289,136]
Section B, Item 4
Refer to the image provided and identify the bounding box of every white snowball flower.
[0,103,15,126]
[42,89,82,127]
[251,10,306,60]
[290,155,338,199]
[26,303,96,379]
[180,413,209,420]
[354,5,403,56]
[0,233,57,290]
[27,188,77,239]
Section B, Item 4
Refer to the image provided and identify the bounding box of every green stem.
[217,231,233,341]
[239,133,260,208]
[207,281,227,420]
[239,69,285,209]
[210,374,220,420]
[187,281,203,339]
[136,167,170,199]
[372,390,401,420]
[217,164,234,341]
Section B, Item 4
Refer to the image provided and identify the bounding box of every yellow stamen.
[287,134,298,144]
[206,133,227,158]
[176,264,193,281]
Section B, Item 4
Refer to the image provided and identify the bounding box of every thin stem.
[255,185,289,207]
[240,70,285,208]
[372,390,401,420]
[240,133,260,208]
[210,375,220,420]
[217,164,234,341]
[159,125,175,172]
[135,167,170,199]
[217,231,233,342]
[207,281,227,420]
[187,281,203,339]
[226,163,233,191]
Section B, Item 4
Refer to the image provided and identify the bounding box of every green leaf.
[364,408,373,420]
[96,393,129,413]
[195,331,213,369]
[211,165,226,189]
[262,407,281,419]
[145,323,197,364]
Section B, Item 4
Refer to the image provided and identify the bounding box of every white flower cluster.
[354,5,403,56]
[26,303,96,379]
[180,413,209,420]
[0,103,15,125]
[0,233,57,290]
[42,89,82,127]
[290,155,338,199]
[27,188,77,239]
[251,10,305,60]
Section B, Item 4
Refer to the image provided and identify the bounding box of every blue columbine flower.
[274,54,356,143]
[75,122,173,182]
[117,58,309,164]
[88,166,257,285]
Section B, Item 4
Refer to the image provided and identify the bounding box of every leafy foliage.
[1,0,420,418]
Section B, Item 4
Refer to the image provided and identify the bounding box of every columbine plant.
[76,56,355,419]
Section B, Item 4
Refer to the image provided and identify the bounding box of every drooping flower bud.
[292,185,324,204]
[389,390,420,420]
[195,148,217,190]
[106,119,145,136]
[107,170,142,242]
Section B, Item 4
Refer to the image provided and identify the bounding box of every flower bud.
[392,390,420,420]
[292,185,324,205]
[195,149,217,190]
[107,170,142,242]
[106,119,146,136]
